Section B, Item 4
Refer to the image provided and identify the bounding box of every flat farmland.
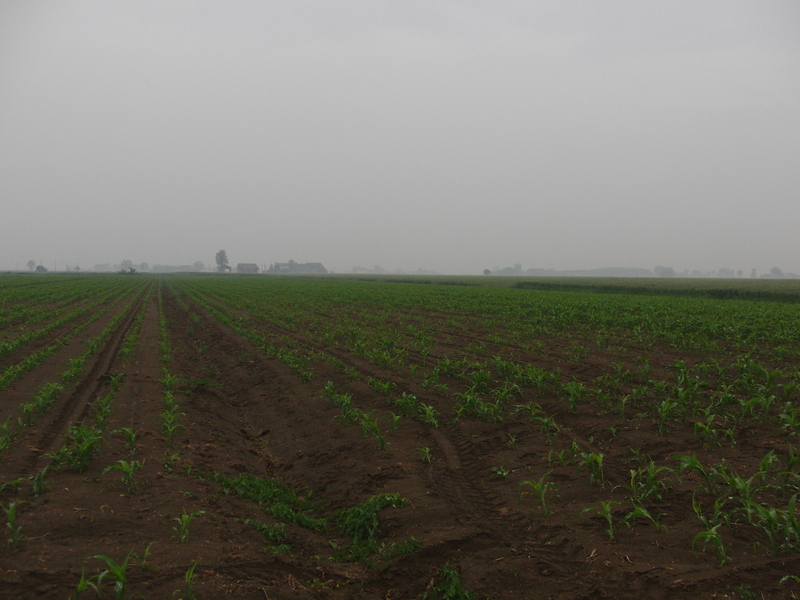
[2,273,800,599]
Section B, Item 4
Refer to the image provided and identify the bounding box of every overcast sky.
[1,1,798,274]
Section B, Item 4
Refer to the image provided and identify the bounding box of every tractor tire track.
[18,287,151,474]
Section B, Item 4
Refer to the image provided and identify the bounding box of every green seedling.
[69,568,99,600]
[536,415,560,444]
[102,459,145,494]
[415,447,434,464]
[506,434,517,449]
[624,505,667,531]
[162,452,180,472]
[160,408,184,446]
[563,380,587,414]
[368,377,393,397]
[624,461,673,504]
[693,414,722,449]
[578,452,605,486]
[109,373,125,393]
[113,427,139,456]
[692,524,730,565]
[337,493,407,544]
[418,403,439,427]
[388,412,402,433]
[674,455,719,495]
[420,562,477,600]
[161,373,179,392]
[321,381,336,398]
[513,402,543,420]
[245,519,287,543]
[136,542,156,572]
[491,465,511,478]
[692,492,731,529]
[358,412,387,450]
[67,424,103,473]
[93,393,114,425]
[29,470,46,497]
[32,382,63,413]
[3,501,24,549]
[174,509,205,543]
[175,560,199,600]
[93,549,135,600]
[742,499,782,555]
[582,500,620,541]
[653,399,678,434]
[519,471,557,517]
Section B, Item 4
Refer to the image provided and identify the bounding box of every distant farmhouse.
[236,263,259,274]
[268,261,327,274]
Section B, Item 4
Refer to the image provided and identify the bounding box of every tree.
[654,266,675,278]
[192,261,204,272]
[216,250,230,272]
[483,269,491,276]
[35,265,48,273]
[27,260,35,271]
[771,267,784,278]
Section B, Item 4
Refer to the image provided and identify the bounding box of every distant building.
[270,262,327,274]
[236,263,260,274]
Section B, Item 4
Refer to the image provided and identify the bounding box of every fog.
[1,2,798,275]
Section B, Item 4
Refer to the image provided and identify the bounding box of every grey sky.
[1,1,798,274]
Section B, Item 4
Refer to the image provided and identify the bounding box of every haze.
[1,2,798,275]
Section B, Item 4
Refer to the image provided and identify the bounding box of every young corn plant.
[693,414,722,449]
[388,412,402,433]
[653,399,678,435]
[160,407,184,446]
[519,471,557,517]
[112,427,139,456]
[692,492,731,529]
[563,380,587,414]
[581,500,620,542]
[69,568,99,600]
[624,505,667,532]
[176,560,199,600]
[244,519,288,544]
[174,509,205,543]
[358,412,387,450]
[66,424,103,473]
[415,447,434,464]
[108,373,125,393]
[625,461,674,504]
[674,455,720,495]
[29,470,46,497]
[420,562,477,600]
[418,403,440,428]
[536,415,560,444]
[102,460,145,494]
[160,373,180,392]
[743,500,783,556]
[368,377,393,398]
[93,549,135,600]
[578,452,605,486]
[692,524,730,565]
[3,501,24,549]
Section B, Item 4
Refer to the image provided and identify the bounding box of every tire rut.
[21,286,151,473]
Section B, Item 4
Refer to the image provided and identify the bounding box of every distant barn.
[236,263,259,274]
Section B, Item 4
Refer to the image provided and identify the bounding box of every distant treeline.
[314,273,800,302]
[513,278,800,303]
